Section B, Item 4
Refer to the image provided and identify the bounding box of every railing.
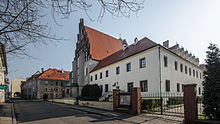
[141,92,184,117]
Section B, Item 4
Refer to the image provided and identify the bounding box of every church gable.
[76,18,123,61]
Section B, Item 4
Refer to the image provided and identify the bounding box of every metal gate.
[141,92,184,118]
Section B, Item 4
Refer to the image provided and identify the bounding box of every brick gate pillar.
[183,84,197,124]
[113,89,120,111]
[132,87,141,115]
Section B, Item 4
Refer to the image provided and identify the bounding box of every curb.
[11,101,17,124]
[45,100,115,118]
[44,100,137,124]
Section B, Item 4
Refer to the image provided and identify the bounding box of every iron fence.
[141,92,184,117]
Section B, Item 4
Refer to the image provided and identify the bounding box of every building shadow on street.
[14,99,134,123]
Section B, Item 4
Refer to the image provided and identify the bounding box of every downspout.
[158,45,163,115]
[158,45,162,96]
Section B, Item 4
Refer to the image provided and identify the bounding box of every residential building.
[21,68,70,99]
[70,18,124,97]
[0,43,8,105]
[11,78,26,97]
[71,19,204,98]
[89,38,204,96]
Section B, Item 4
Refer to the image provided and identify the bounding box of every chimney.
[41,68,44,73]
[122,39,128,51]
[163,40,169,48]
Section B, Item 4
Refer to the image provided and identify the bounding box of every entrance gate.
[141,92,184,118]
[113,88,141,115]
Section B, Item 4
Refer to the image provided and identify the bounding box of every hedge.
[167,97,183,105]
[81,84,102,101]
[142,98,161,110]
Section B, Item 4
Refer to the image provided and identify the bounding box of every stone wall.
[48,99,75,105]
[79,100,113,111]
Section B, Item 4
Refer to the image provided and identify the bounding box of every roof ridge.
[91,37,157,72]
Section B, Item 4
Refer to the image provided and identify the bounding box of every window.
[196,71,198,78]
[164,56,168,67]
[193,70,195,77]
[56,88,58,91]
[175,61,178,71]
[185,66,187,74]
[45,88,47,91]
[140,80,148,92]
[51,88,53,91]
[56,82,58,86]
[100,72,102,79]
[90,76,93,82]
[177,83,180,92]
[182,84,184,92]
[85,67,88,76]
[126,63,131,72]
[200,72,202,79]
[180,64,183,72]
[67,89,69,93]
[198,87,201,95]
[56,94,58,98]
[106,70,109,77]
[105,84,108,92]
[100,85,103,92]
[127,82,133,92]
[189,68,191,76]
[165,80,170,92]
[116,66,120,75]
[45,81,48,85]
[95,74,97,80]
[139,58,146,68]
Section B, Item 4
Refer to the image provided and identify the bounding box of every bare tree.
[0,0,144,59]
[51,0,144,21]
[0,0,55,59]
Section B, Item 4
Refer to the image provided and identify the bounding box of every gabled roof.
[38,69,70,81]
[26,71,41,82]
[85,26,123,60]
[91,37,158,72]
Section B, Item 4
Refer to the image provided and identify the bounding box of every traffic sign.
[0,84,7,90]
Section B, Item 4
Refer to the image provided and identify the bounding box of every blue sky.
[8,0,220,83]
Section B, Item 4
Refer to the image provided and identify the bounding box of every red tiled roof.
[38,69,70,81]
[91,37,158,72]
[85,26,123,60]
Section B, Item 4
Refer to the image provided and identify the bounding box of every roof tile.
[38,69,70,81]
[91,37,157,72]
[85,26,123,60]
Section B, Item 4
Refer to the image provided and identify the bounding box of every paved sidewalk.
[46,100,133,119]
[46,100,184,124]
[0,102,16,124]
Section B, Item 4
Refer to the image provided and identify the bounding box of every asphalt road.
[13,100,132,124]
